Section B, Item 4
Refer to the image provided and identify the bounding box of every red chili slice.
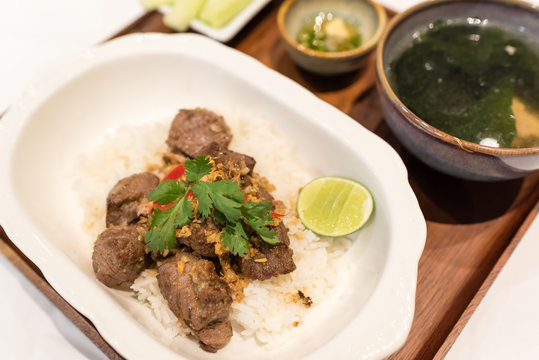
[271,212,284,218]
[155,202,174,211]
[163,164,185,181]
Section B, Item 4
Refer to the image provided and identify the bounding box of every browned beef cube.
[166,109,232,158]
[157,250,233,352]
[106,172,159,227]
[197,320,233,353]
[177,217,221,258]
[92,225,147,287]
[240,223,296,280]
[203,142,255,187]
[257,185,275,204]
[204,142,256,174]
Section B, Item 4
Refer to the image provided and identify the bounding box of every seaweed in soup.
[392,21,539,148]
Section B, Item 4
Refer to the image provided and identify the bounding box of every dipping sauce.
[392,20,539,148]
[297,12,361,52]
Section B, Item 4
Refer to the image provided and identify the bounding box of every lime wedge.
[297,176,374,237]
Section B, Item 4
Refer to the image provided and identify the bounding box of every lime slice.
[297,176,374,237]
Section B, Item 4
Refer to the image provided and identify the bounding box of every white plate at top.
[0,33,425,359]
[186,0,271,42]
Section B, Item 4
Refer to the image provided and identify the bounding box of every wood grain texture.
[1,2,539,360]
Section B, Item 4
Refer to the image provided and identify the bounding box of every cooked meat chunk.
[257,185,275,204]
[158,250,233,352]
[106,172,159,227]
[177,218,221,258]
[204,142,256,174]
[197,321,233,353]
[92,225,147,287]
[203,142,255,187]
[167,109,232,158]
[240,223,296,280]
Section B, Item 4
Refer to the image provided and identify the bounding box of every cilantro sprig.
[145,155,278,255]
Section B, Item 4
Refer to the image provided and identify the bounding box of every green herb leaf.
[223,184,245,203]
[145,154,279,255]
[241,201,273,224]
[150,206,174,229]
[145,228,174,253]
[145,186,192,253]
[192,180,243,222]
[192,182,212,218]
[221,221,250,256]
[146,207,178,252]
[213,196,241,222]
[174,197,194,228]
[241,201,279,245]
[209,182,242,222]
[256,226,279,245]
[213,210,227,225]
[148,179,185,205]
[209,179,242,198]
[185,154,212,182]
[242,216,279,245]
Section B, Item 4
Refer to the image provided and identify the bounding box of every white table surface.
[445,209,539,360]
[0,2,143,359]
[0,0,536,359]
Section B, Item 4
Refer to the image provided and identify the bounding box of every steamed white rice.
[75,110,351,349]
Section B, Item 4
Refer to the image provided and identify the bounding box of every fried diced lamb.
[197,321,234,353]
[203,142,256,174]
[157,250,233,352]
[257,185,275,204]
[106,172,159,227]
[177,217,222,258]
[167,109,232,158]
[92,225,147,287]
[202,142,255,187]
[240,223,296,280]
[90,107,304,353]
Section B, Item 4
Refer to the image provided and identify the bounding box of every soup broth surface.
[392,20,539,148]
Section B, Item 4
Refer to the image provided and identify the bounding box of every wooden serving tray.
[1,2,538,359]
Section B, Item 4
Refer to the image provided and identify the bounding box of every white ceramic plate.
[0,33,425,360]
[183,0,271,42]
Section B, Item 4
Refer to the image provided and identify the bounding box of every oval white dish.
[0,33,425,360]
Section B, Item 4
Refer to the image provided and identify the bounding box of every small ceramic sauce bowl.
[376,0,539,181]
[278,0,387,75]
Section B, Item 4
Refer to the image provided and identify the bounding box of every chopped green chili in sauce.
[296,12,361,52]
